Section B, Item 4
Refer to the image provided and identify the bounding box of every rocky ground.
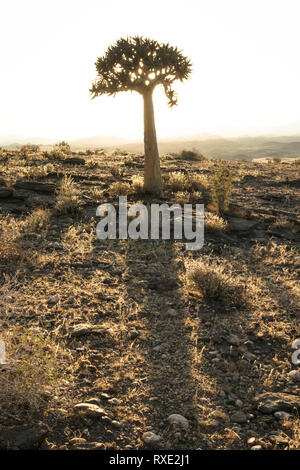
[0,146,299,450]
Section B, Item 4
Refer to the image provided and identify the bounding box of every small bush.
[24,208,51,233]
[54,141,71,154]
[131,175,145,195]
[0,215,24,263]
[175,191,190,204]
[180,150,206,161]
[186,259,246,306]
[0,326,69,418]
[22,163,54,180]
[19,144,40,157]
[205,212,228,232]
[210,165,233,215]
[110,164,125,178]
[108,182,131,198]
[189,173,210,192]
[55,176,82,214]
[166,171,189,192]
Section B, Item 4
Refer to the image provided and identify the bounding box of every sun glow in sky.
[1,0,300,141]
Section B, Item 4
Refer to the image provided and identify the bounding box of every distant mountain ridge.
[1,133,300,161]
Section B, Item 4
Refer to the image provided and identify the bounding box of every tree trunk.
[143,89,162,195]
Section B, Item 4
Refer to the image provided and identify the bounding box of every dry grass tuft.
[131,175,145,195]
[166,171,189,192]
[0,215,24,263]
[55,176,82,214]
[205,212,228,232]
[108,181,131,198]
[24,208,51,233]
[0,327,69,418]
[185,258,246,306]
[210,165,233,215]
[110,164,125,178]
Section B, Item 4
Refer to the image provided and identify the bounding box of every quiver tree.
[90,36,192,195]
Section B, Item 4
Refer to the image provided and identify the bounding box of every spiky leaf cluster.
[90,36,192,106]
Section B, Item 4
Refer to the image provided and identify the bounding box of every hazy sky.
[1,0,300,140]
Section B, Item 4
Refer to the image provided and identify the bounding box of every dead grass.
[210,165,233,215]
[24,208,51,233]
[0,215,25,263]
[131,175,145,195]
[205,212,228,232]
[110,163,125,178]
[185,258,246,306]
[55,176,82,214]
[108,181,131,198]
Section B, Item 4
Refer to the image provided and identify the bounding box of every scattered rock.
[230,410,247,424]
[63,157,85,165]
[68,323,108,337]
[247,437,256,445]
[228,217,259,233]
[167,414,189,430]
[0,425,47,450]
[14,181,55,194]
[226,335,241,346]
[48,294,60,305]
[251,445,262,450]
[274,411,291,420]
[142,432,161,445]
[254,392,300,414]
[73,403,106,417]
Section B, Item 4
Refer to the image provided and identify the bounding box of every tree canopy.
[90,36,192,106]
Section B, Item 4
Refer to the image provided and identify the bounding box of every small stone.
[235,399,243,408]
[247,437,256,445]
[167,414,189,430]
[251,445,262,450]
[254,392,300,414]
[231,411,247,424]
[68,323,108,337]
[73,403,106,417]
[226,335,241,346]
[111,420,122,429]
[274,411,291,420]
[48,294,60,305]
[142,432,161,445]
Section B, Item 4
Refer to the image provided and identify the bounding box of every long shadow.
[121,236,199,449]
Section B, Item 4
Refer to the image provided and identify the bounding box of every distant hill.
[70,135,129,149]
[105,135,300,161]
[1,133,300,161]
